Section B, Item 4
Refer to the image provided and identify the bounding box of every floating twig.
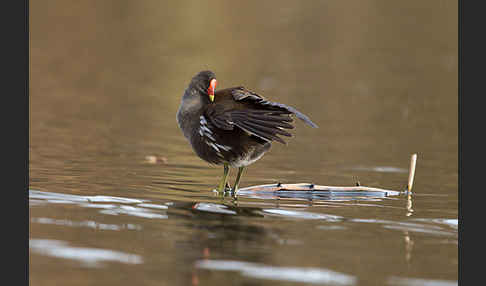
[237,153,418,198]
[238,183,400,197]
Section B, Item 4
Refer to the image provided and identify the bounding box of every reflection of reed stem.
[403,230,414,264]
[406,194,413,216]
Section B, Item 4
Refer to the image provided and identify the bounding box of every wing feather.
[233,121,287,144]
[204,87,317,145]
[231,88,318,128]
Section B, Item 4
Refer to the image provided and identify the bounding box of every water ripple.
[387,276,458,286]
[195,259,357,285]
[192,202,237,215]
[29,190,146,204]
[30,239,143,267]
[351,219,457,237]
[29,190,168,220]
[31,217,142,231]
[263,209,343,221]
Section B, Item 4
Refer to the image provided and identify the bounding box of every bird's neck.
[181,88,205,112]
[177,88,205,132]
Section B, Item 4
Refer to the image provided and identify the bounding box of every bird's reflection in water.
[167,201,272,286]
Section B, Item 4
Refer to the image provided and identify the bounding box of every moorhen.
[177,70,318,195]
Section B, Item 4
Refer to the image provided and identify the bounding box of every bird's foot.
[230,192,238,204]
[225,182,232,192]
[215,182,233,197]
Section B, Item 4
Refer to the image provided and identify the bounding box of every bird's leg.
[217,163,230,193]
[232,166,245,197]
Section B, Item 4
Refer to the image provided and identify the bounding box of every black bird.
[177,70,318,195]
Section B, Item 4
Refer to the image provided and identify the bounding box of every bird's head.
[189,70,218,103]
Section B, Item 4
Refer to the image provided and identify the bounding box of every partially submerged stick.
[407,153,417,194]
[238,153,418,198]
[405,153,417,215]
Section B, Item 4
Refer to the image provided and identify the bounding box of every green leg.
[217,163,230,192]
[232,166,245,196]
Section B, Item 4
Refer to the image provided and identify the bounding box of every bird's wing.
[230,87,318,128]
[205,87,316,144]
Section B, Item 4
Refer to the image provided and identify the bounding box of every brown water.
[29,1,458,285]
